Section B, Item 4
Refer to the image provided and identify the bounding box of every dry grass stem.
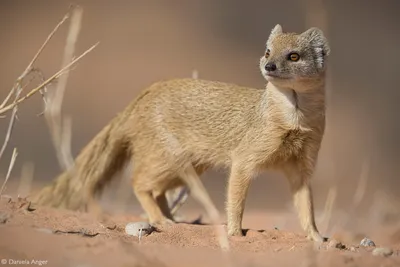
[0,81,25,161]
[0,42,99,116]
[0,104,18,161]
[21,13,70,80]
[0,87,15,110]
[0,148,18,196]
[30,68,50,116]
[45,5,83,171]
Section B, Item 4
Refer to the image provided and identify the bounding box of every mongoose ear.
[266,24,283,47]
[271,24,283,36]
[300,27,330,57]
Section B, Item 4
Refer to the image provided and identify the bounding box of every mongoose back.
[34,24,330,243]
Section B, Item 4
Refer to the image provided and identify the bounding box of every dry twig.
[0,42,98,116]
[0,148,18,196]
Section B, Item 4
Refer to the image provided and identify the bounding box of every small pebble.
[125,222,154,238]
[372,247,393,257]
[349,246,357,252]
[360,237,376,247]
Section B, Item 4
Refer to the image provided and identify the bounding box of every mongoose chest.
[276,128,308,160]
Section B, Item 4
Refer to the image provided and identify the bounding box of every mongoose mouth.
[265,73,289,80]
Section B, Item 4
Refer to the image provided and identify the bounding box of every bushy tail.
[33,113,131,211]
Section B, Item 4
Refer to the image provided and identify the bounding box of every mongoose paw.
[307,232,326,243]
[171,213,186,223]
[151,217,176,228]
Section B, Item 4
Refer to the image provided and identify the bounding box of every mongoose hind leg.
[283,165,324,243]
[166,164,208,220]
[226,163,253,236]
[179,165,220,222]
[154,191,175,221]
[164,185,189,222]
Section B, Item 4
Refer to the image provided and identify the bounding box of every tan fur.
[34,24,330,243]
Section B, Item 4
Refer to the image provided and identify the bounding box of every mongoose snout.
[265,62,277,72]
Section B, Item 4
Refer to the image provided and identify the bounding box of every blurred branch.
[303,0,328,34]
[329,156,370,235]
[192,69,199,79]
[17,161,35,198]
[44,5,83,171]
[319,185,337,234]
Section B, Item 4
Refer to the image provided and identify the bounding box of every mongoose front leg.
[226,164,253,236]
[283,166,323,243]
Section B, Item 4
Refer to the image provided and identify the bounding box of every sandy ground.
[0,194,399,267]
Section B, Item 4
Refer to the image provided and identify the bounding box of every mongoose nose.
[265,63,277,72]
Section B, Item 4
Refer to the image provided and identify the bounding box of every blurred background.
[0,0,399,235]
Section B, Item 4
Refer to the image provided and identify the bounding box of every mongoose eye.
[288,53,300,61]
[265,49,270,58]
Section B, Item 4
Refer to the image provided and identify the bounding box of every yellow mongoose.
[34,24,330,242]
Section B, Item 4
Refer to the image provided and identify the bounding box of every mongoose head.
[259,24,330,91]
